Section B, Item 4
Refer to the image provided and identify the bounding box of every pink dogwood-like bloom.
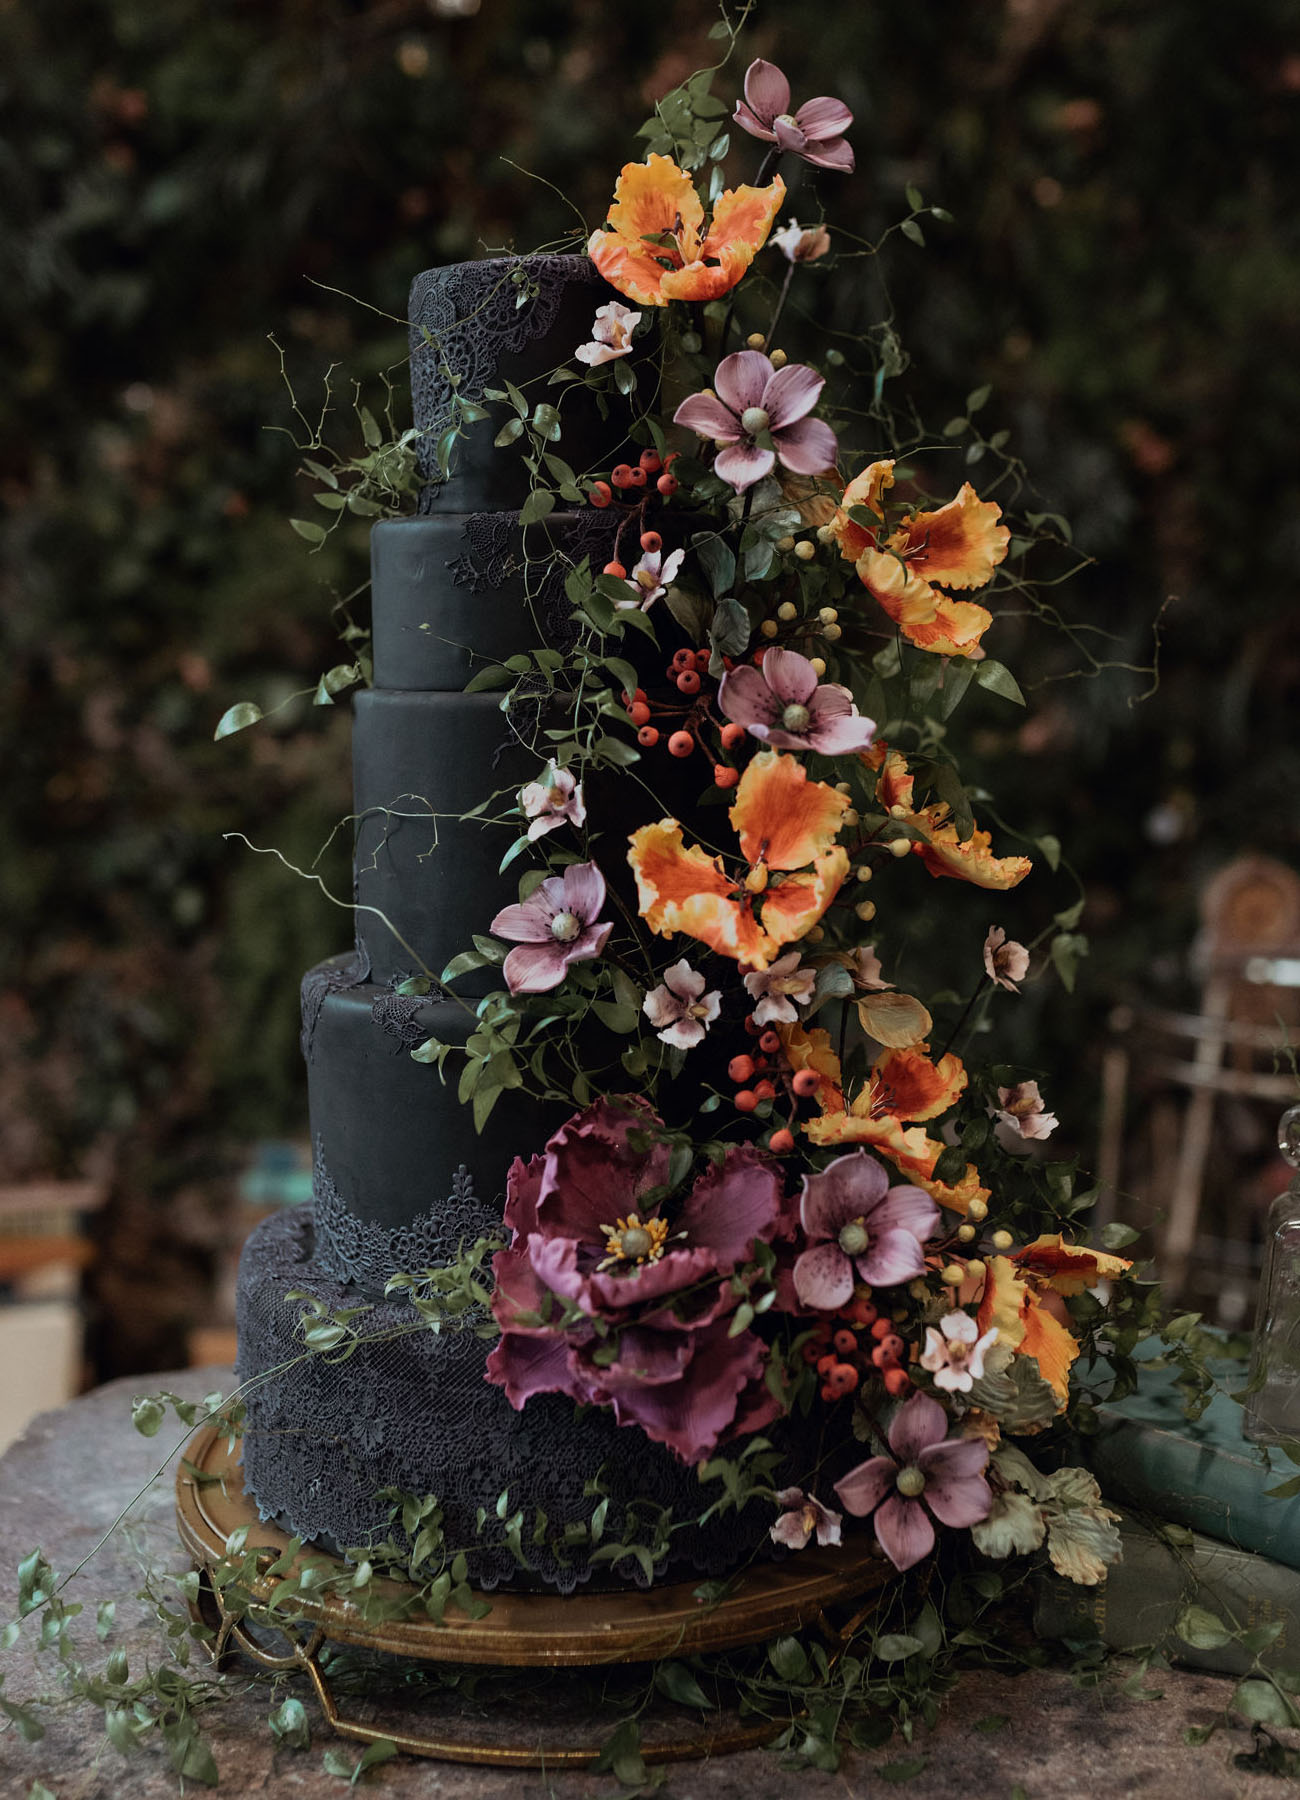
[996,1080,1059,1141]
[719,646,875,754]
[733,59,855,174]
[575,300,641,366]
[919,1311,999,1395]
[983,925,1030,993]
[793,1149,939,1311]
[486,1098,789,1463]
[673,351,837,494]
[834,1390,992,1572]
[643,958,722,1049]
[770,1487,842,1550]
[620,545,685,611]
[743,950,816,1026]
[490,862,612,995]
[519,764,586,841]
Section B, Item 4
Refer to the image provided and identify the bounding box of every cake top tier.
[409,254,636,513]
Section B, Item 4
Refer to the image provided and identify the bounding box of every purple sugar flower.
[490,861,612,995]
[734,60,855,174]
[792,1150,939,1312]
[673,351,837,494]
[833,1391,992,1572]
[770,1487,842,1550]
[718,646,876,754]
[643,958,721,1049]
[742,950,815,1026]
[519,763,585,841]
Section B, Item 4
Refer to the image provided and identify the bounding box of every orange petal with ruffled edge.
[804,1111,989,1216]
[1020,1295,1078,1402]
[911,815,1033,891]
[856,548,993,658]
[893,599,994,658]
[659,176,786,302]
[628,820,771,963]
[830,459,895,563]
[1011,1233,1133,1295]
[776,1023,844,1110]
[730,749,848,872]
[977,1255,1028,1351]
[891,483,1010,592]
[588,155,704,307]
[874,1045,967,1122]
[975,1256,1076,1404]
[870,746,915,813]
[758,850,850,952]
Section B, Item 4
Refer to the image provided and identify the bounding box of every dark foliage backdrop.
[2,0,1297,1371]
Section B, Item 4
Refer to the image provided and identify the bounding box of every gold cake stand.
[176,1424,889,1767]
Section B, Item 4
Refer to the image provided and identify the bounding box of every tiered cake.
[234,256,806,1591]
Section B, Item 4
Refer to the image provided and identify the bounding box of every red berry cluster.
[802,1294,913,1403]
[588,448,679,509]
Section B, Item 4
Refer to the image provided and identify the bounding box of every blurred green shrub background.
[1,0,1296,1369]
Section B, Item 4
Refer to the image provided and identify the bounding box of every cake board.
[176,1423,889,1767]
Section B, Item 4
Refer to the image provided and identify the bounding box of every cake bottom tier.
[236,1206,822,1594]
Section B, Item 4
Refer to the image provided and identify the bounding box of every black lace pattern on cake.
[300,948,371,1063]
[312,1143,498,1291]
[236,1205,818,1594]
[370,989,439,1048]
[409,257,595,486]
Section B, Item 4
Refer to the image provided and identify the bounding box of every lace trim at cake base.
[310,1138,499,1291]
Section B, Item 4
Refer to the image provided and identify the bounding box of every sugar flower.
[793,1149,939,1311]
[490,862,612,995]
[830,460,1009,657]
[847,945,893,991]
[866,746,1032,891]
[771,218,831,263]
[620,545,685,611]
[643,958,721,1049]
[983,925,1030,992]
[770,1487,842,1550]
[718,646,875,754]
[743,950,815,1025]
[674,351,837,493]
[834,1391,992,1572]
[733,59,855,174]
[519,763,585,841]
[920,1311,999,1394]
[628,750,849,971]
[486,1098,789,1464]
[996,1080,1059,1141]
[575,300,641,367]
[588,154,784,307]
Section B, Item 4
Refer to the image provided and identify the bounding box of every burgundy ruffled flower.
[833,1391,992,1572]
[733,59,855,174]
[489,861,611,995]
[486,1097,790,1464]
[792,1150,938,1311]
[719,647,876,754]
[673,351,837,494]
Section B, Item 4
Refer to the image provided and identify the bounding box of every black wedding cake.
[233,256,806,1591]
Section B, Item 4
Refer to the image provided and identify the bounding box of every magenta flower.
[743,951,815,1026]
[643,958,721,1049]
[983,925,1030,993]
[718,647,875,754]
[519,763,585,841]
[996,1080,1059,1141]
[833,1391,992,1572]
[489,862,612,995]
[770,1487,842,1550]
[673,352,837,494]
[575,300,641,367]
[486,1098,790,1463]
[792,1150,938,1311]
[733,60,855,174]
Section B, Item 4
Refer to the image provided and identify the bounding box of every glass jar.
[1243,1104,1300,1444]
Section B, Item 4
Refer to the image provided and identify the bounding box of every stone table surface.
[0,1370,1290,1800]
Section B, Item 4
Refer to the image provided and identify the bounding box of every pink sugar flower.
[718,646,875,754]
[793,1149,939,1311]
[673,351,837,494]
[643,958,722,1049]
[983,925,1030,993]
[490,862,612,995]
[919,1311,999,1395]
[575,300,641,367]
[743,950,815,1026]
[848,945,893,992]
[771,218,832,263]
[733,60,855,174]
[834,1390,992,1572]
[770,1487,842,1550]
[519,764,586,841]
[996,1080,1059,1141]
[620,545,685,611]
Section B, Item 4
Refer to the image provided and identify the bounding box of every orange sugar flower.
[828,458,1009,657]
[588,154,785,308]
[628,750,848,971]
[1010,1233,1133,1296]
[976,1255,1079,1406]
[866,747,1032,893]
